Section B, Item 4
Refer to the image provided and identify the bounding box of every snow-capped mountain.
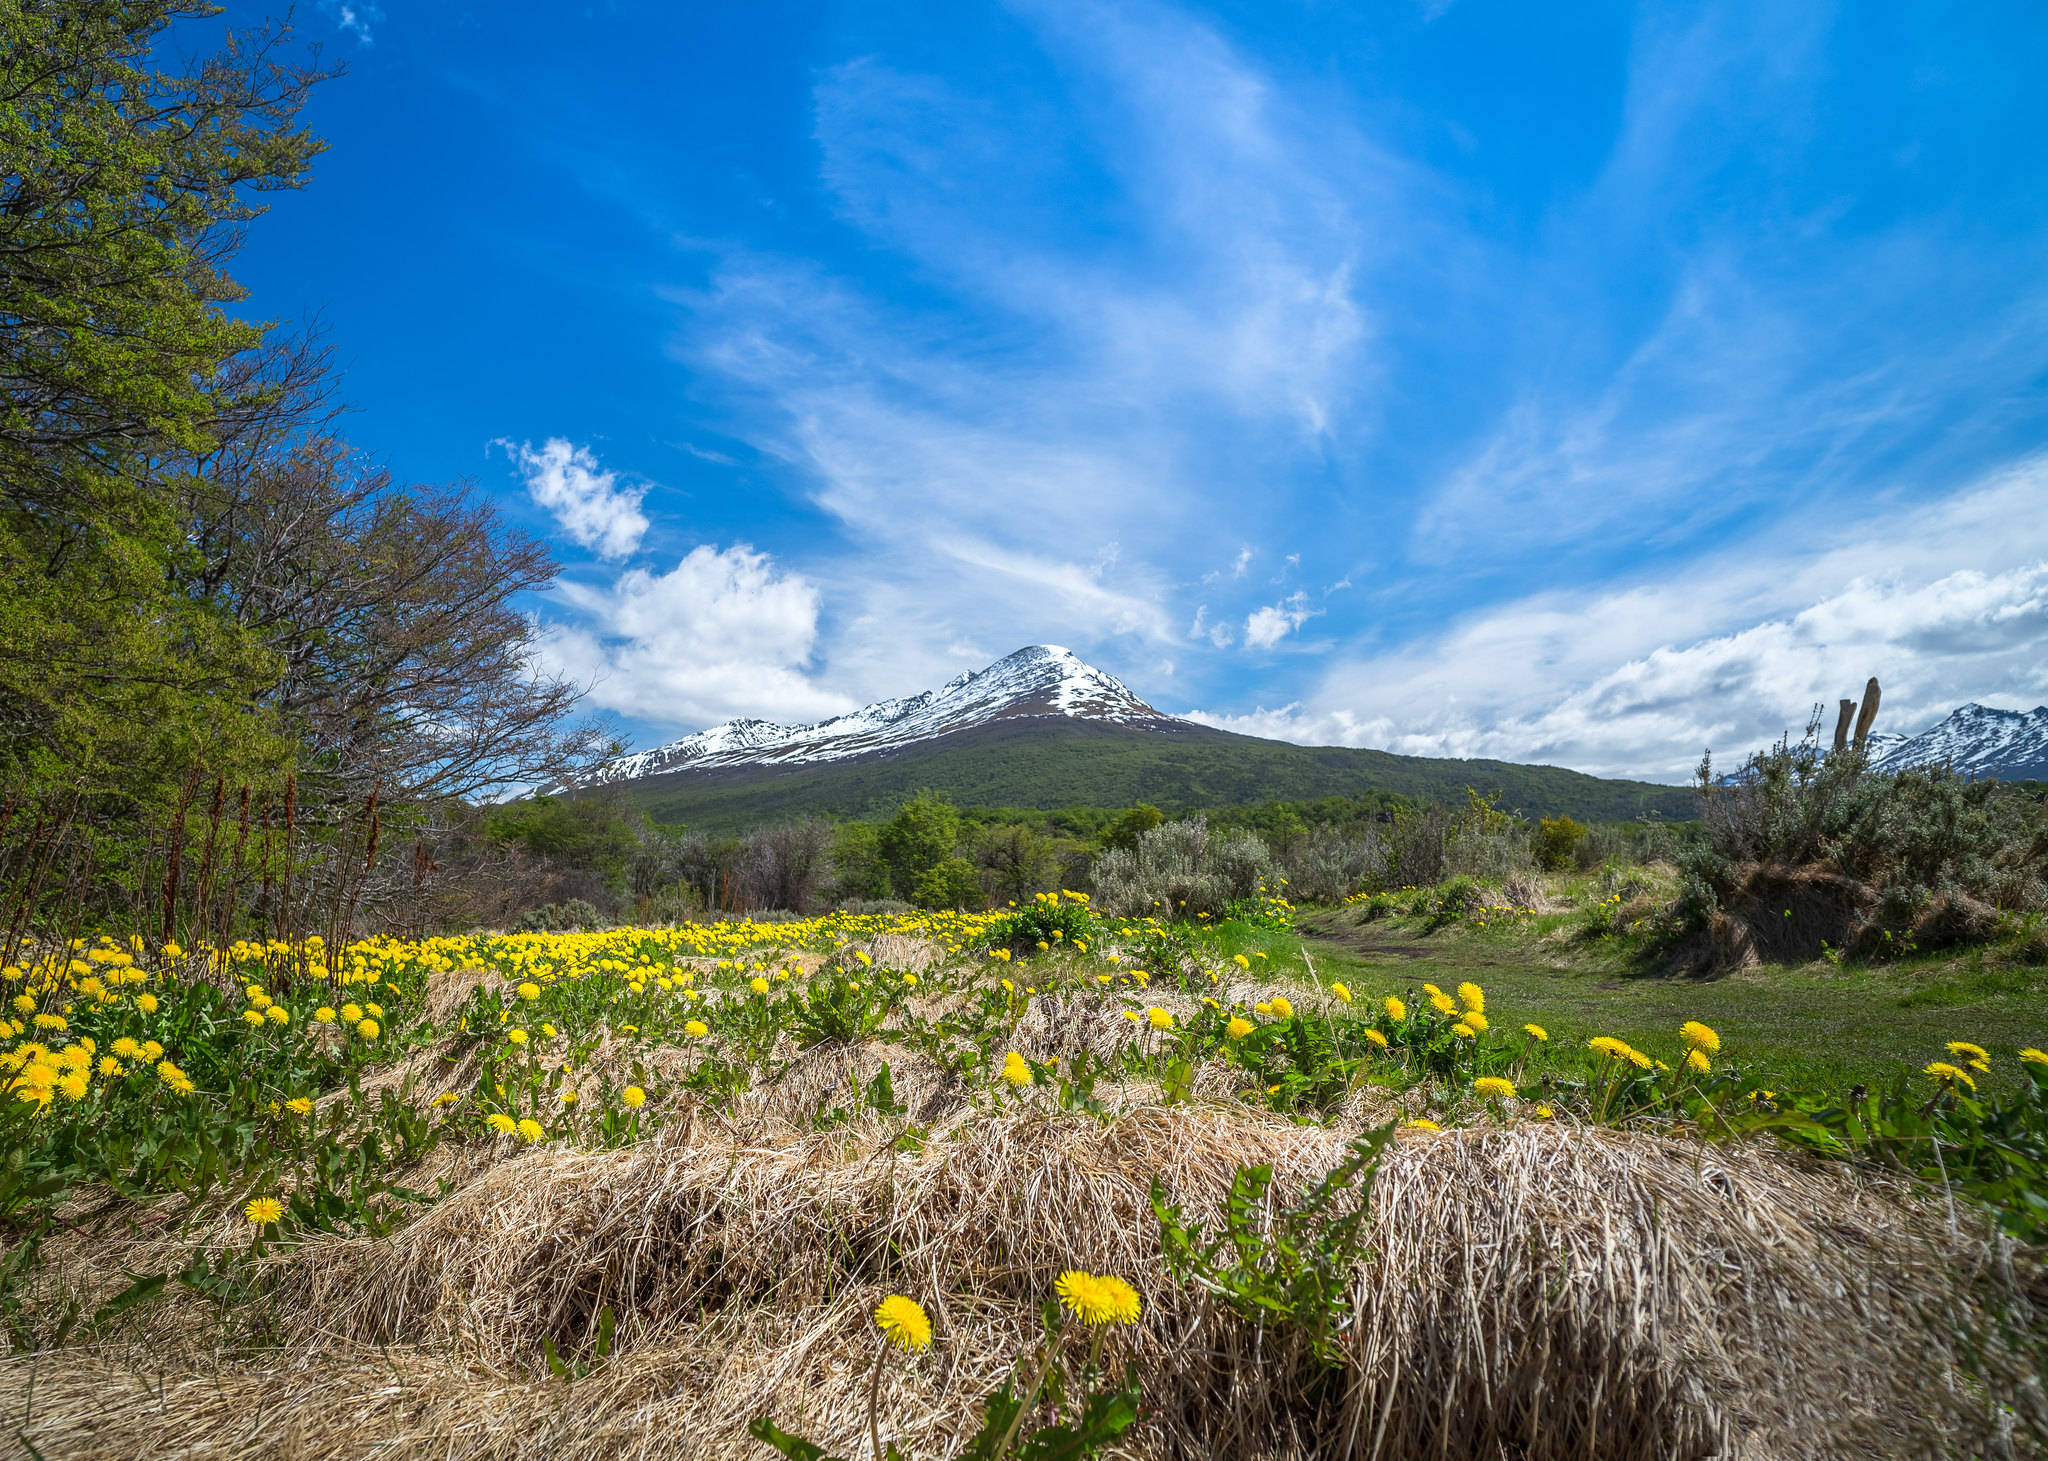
[578,645,1183,786]
[1871,703,2048,782]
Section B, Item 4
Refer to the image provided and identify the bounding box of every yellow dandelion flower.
[749,977,770,995]
[314,1006,336,1023]
[1363,1027,1388,1049]
[685,1019,709,1039]
[1456,982,1484,1014]
[1451,1022,1476,1038]
[136,993,159,1014]
[1523,1023,1548,1042]
[1147,1006,1173,1031]
[1428,993,1457,1016]
[1054,1270,1142,1326]
[1384,995,1406,1022]
[507,1028,529,1046]
[1924,1061,1976,1091]
[516,982,541,1002]
[355,1018,379,1040]
[486,1112,517,1132]
[1226,1016,1255,1039]
[1685,1048,1712,1075]
[2020,1048,2048,1068]
[1533,1103,1554,1118]
[1462,1011,1489,1032]
[515,1118,545,1142]
[1231,953,1250,970]
[1269,996,1293,1019]
[1404,1118,1441,1131]
[56,1071,88,1101]
[266,1005,289,1025]
[245,1197,283,1224]
[1945,1041,1988,1064]
[1473,1076,1515,1099]
[1681,1021,1721,1054]
[874,1293,932,1351]
[1330,982,1351,1003]
[1000,1051,1034,1088]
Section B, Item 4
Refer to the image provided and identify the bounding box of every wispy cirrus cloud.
[664,0,1389,691]
[498,0,2048,761]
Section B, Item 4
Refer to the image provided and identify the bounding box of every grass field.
[3,883,2044,1458]
[1287,903,2048,1093]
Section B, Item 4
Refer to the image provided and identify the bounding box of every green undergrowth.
[1297,898,2048,1094]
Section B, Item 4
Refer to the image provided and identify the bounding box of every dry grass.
[5,1104,2039,1460]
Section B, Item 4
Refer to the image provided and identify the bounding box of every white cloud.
[503,438,650,561]
[318,0,380,42]
[538,545,851,728]
[1243,592,1319,648]
[1190,457,2048,780]
[660,0,1388,689]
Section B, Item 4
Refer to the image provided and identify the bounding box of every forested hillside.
[611,717,1697,833]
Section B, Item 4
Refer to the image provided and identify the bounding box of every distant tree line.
[485,787,1693,926]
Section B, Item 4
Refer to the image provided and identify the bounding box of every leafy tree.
[973,822,1060,904]
[910,857,983,911]
[1,1,328,811]
[830,822,891,901]
[879,791,960,894]
[1099,804,1165,853]
[487,796,642,891]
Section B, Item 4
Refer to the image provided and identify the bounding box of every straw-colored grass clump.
[6,1104,2038,1460]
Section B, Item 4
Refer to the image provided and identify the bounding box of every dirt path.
[1296,915,1439,960]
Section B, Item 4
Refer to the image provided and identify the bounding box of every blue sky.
[213,0,2048,780]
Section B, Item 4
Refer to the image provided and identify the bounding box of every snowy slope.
[1871,703,2048,781]
[579,646,1179,786]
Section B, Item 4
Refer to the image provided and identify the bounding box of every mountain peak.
[576,646,1176,787]
[1871,702,2048,781]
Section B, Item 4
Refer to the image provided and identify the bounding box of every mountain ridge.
[580,645,1176,786]
[1871,702,2048,781]
[566,645,1699,830]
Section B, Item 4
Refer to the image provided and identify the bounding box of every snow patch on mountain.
[1871,703,2048,781]
[578,645,1179,786]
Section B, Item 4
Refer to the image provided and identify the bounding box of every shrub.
[1532,816,1588,871]
[982,892,1100,955]
[514,897,608,932]
[1090,818,1276,919]
[1281,828,1390,904]
[1674,729,2047,963]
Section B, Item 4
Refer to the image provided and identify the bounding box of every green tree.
[910,857,983,911]
[879,792,961,894]
[487,795,642,891]
[973,822,1060,905]
[0,1,326,815]
[1100,804,1165,854]
[1532,815,1589,871]
[830,821,891,901]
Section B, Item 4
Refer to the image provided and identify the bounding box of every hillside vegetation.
[614,718,1697,833]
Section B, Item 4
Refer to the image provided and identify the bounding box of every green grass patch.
[1294,908,2048,1093]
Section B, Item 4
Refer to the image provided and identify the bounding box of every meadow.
[2,874,2044,1459]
